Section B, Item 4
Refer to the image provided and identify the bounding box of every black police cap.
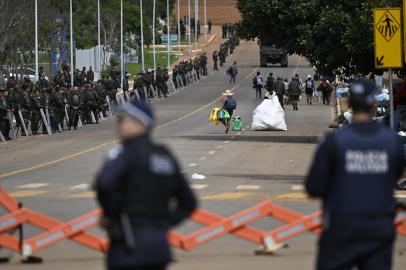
[349,79,377,108]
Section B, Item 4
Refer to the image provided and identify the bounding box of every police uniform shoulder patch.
[106,145,124,161]
[149,153,175,176]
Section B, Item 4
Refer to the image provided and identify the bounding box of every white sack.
[251,95,288,131]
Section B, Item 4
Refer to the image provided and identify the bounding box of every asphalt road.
[1,41,405,270]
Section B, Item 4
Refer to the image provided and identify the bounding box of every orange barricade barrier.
[1,186,406,263]
[0,187,107,261]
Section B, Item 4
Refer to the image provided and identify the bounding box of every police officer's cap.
[118,100,154,129]
[349,79,377,108]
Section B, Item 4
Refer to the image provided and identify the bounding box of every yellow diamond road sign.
[374,8,403,69]
[376,11,400,41]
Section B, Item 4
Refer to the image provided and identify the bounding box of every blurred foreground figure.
[95,100,197,270]
[305,79,405,270]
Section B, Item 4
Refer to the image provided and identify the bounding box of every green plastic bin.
[232,116,242,131]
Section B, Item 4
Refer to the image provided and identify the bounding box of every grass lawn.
[127,49,179,75]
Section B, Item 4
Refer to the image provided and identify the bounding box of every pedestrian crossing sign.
[374,8,403,69]
[376,11,400,41]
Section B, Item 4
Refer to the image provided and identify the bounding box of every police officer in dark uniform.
[29,90,42,135]
[67,87,82,130]
[0,89,11,140]
[305,79,405,270]
[212,50,219,71]
[95,100,197,270]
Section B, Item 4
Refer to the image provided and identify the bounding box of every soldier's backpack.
[289,80,301,96]
[72,94,81,106]
[266,77,275,90]
[275,81,285,95]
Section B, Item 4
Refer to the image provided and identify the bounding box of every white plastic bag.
[251,95,288,131]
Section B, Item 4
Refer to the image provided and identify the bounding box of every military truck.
[259,42,288,67]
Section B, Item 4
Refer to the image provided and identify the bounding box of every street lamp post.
[167,0,170,69]
[188,0,191,57]
[97,0,101,77]
[70,0,74,86]
[35,0,39,81]
[140,0,145,72]
[120,0,124,89]
[194,0,198,49]
[177,0,181,54]
[152,0,156,72]
[204,0,207,40]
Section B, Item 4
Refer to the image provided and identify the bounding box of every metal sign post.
[374,8,403,131]
[389,69,395,129]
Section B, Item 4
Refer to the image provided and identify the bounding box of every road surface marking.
[201,192,253,201]
[69,191,96,198]
[188,163,198,167]
[198,157,207,161]
[0,140,118,180]
[208,151,216,155]
[236,185,261,190]
[0,68,258,181]
[276,192,309,201]
[69,184,91,191]
[155,67,258,130]
[291,184,304,191]
[10,190,48,198]
[191,184,208,190]
[224,141,230,144]
[15,183,49,189]
[216,145,224,149]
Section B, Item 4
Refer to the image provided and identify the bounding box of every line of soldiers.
[172,56,208,89]
[132,66,170,99]
[221,23,235,39]
[213,28,240,70]
[0,67,121,141]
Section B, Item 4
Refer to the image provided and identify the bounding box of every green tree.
[236,0,401,77]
